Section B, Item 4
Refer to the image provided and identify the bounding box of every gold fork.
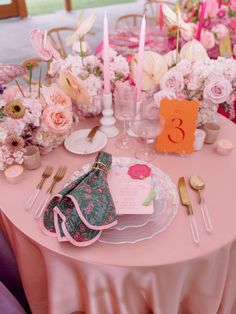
[34,166,67,219]
[25,166,53,211]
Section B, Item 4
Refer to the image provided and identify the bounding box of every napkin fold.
[41,151,117,247]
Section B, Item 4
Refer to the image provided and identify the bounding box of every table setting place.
[1,3,236,249]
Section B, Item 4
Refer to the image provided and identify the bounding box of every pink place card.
[107,167,154,215]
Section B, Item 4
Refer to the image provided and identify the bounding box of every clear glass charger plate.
[66,157,179,244]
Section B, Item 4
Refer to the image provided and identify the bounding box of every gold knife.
[178,177,200,244]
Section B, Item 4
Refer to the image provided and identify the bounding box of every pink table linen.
[1,115,236,314]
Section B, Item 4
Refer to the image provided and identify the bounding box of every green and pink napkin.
[41,151,117,247]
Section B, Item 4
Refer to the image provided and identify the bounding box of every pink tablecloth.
[1,115,236,314]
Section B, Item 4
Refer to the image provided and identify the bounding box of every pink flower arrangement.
[0,82,73,170]
[180,0,236,59]
[49,49,129,118]
[156,57,236,125]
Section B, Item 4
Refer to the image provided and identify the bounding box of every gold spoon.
[190,175,213,233]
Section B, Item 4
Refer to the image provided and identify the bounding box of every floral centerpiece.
[162,1,236,59]
[30,16,129,118]
[0,75,73,170]
[150,57,236,125]
[180,0,236,58]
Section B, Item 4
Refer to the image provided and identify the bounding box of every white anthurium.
[180,39,209,63]
[131,51,168,91]
[66,13,96,46]
[162,4,193,33]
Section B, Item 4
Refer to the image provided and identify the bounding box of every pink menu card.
[107,167,154,215]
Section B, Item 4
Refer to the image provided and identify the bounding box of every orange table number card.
[156,99,199,154]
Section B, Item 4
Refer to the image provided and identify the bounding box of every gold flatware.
[25,166,53,211]
[34,166,67,219]
[178,176,200,244]
[87,125,100,142]
[190,175,213,233]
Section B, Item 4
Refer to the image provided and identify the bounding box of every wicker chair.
[115,14,143,31]
[47,26,95,59]
[144,1,175,27]
[47,26,76,59]
[21,57,51,86]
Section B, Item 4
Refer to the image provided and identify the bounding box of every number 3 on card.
[156,99,199,154]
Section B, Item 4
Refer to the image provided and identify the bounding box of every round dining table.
[1,115,236,314]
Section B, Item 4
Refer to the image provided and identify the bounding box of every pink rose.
[203,78,232,104]
[128,164,151,180]
[176,60,192,77]
[205,0,218,18]
[230,19,236,35]
[231,0,236,11]
[41,105,73,135]
[181,23,197,41]
[187,76,201,91]
[200,31,216,50]
[160,70,184,92]
[42,85,72,108]
[212,24,229,41]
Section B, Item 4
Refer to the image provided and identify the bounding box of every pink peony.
[200,31,216,50]
[203,78,232,104]
[41,105,73,135]
[160,70,184,92]
[212,24,229,41]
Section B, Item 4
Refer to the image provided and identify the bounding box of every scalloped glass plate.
[66,157,179,244]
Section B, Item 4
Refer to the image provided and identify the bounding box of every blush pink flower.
[160,70,184,92]
[203,78,232,104]
[30,29,60,61]
[128,164,151,180]
[41,105,73,135]
[200,31,216,50]
[212,24,229,41]
[205,0,218,18]
[181,23,197,41]
[231,0,236,11]
[42,85,72,108]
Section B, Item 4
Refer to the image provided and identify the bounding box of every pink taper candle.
[196,0,207,41]
[103,12,111,94]
[136,15,146,104]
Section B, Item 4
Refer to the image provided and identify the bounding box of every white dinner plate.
[64,129,108,155]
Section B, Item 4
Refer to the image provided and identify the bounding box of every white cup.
[194,129,206,151]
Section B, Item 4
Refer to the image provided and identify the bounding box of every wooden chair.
[47,26,76,59]
[21,57,51,86]
[115,14,143,31]
[47,26,95,59]
[144,1,175,27]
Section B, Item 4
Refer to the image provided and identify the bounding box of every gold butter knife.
[178,177,200,244]
[87,125,100,143]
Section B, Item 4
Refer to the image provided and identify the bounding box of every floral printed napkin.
[41,151,117,247]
